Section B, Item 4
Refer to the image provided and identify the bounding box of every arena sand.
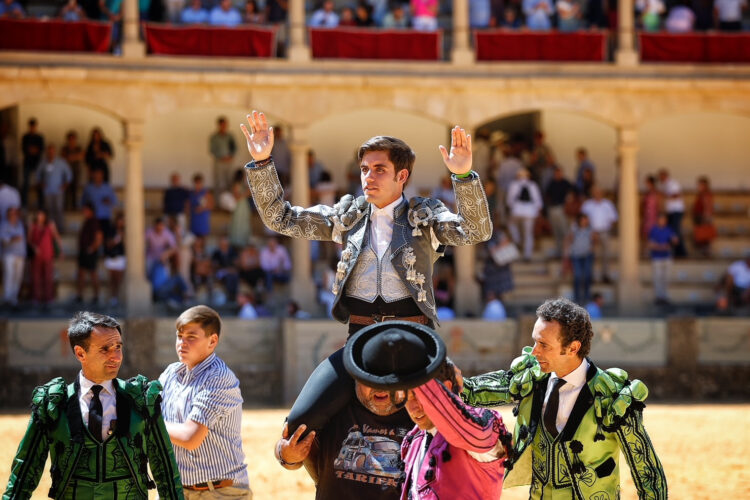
[0,404,747,499]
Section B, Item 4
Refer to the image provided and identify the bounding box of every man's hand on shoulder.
[240,110,274,162]
[439,126,473,176]
[276,423,316,470]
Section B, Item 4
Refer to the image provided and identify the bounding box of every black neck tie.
[544,378,566,438]
[89,385,104,441]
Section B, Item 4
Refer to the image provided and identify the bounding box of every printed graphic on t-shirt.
[333,424,404,487]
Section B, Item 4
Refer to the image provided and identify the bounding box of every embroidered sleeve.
[415,380,511,454]
[3,413,49,500]
[615,409,668,500]
[462,347,543,407]
[145,412,185,500]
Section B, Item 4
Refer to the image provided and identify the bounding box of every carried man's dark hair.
[358,136,416,185]
[68,311,122,352]
[536,298,593,359]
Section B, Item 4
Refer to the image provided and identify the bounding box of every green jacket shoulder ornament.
[3,376,183,500]
[462,347,668,500]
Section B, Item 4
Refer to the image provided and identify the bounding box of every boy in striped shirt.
[159,305,252,499]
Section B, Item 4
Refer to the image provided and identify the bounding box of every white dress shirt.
[581,199,618,232]
[541,359,590,434]
[370,196,404,259]
[78,372,117,441]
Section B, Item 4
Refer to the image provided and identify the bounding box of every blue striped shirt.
[159,353,249,487]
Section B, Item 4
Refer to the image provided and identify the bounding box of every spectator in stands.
[0,0,25,18]
[339,5,356,25]
[36,143,72,233]
[100,0,124,51]
[657,168,686,257]
[224,170,253,248]
[271,125,291,185]
[482,291,507,320]
[266,0,288,56]
[432,174,457,212]
[575,147,595,198]
[527,131,555,192]
[507,168,543,260]
[167,215,195,296]
[81,167,118,235]
[210,0,243,26]
[581,186,617,283]
[585,292,604,319]
[238,242,265,290]
[61,130,85,210]
[484,177,499,222]
[85,127,113,183]
[181,0,209,23]
[411,0,438,30]
[209,116,237,194]
[243,0,265,23]
[163,171,190,229]
[566,213,595,304]
[191,236,213,298]
[21,118,44,207]
[523,0,554,30]
[165,0,185,23]
[714,0,747,31]
[306,150,325,188]
[664,1,695,32]
[355,1,375,26]
[145,216,177,275]
[260,236,291,290]
[693,0,714,29]
[470,0,492,28]
[212,236,240,302]
[237,291,259,319]
[60,0,86,20]
[382,3,409,27]
[717,257,750,311]
[29,209,61,308]
[691,175,715,257]
[0,177,20,225]
[189,173,214,237]
[495,136,523,224]
[480,228,515,303]
[648,212,677,306]
[309,0,339,27]
[636,0,665,31]
[641,174,660,243]
[546,166,574,258]
[104,212,125,307]
[287,300,311,318]
[76,203,103,304]
[433,263,456,320]
[557,0,585,31]
[151,258,189,308]
[499,4,522,28]
[0,207,25,309]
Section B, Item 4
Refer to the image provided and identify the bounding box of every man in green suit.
[462,298,667,500]
[3,311,183,500]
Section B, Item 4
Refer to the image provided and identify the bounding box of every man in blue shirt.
[0,0,25,18]
[81,168,118,235]
[648,213,678,305]
[181,0,209,24]
[209,0,242,27]
[36,143,72,234]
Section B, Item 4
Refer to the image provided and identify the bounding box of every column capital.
[617,126,639,152]
[123,119,145,147]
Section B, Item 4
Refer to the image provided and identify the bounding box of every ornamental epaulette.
[122,375,163,420]
[590,367,649,437]
[331,194,368,243]
[507,347,546,399]
[407,197,444,236]
[30,377,67,425]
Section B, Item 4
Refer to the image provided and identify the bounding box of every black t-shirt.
[312,399,413,500]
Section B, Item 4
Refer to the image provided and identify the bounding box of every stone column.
[123,119,152,316]
[287,0,311,62]
[122,0,146,58]
[454,245,481,316]
[451,0,474,65]
[616,126,641,315]
[615,0,638,66]
[288,128,316,312]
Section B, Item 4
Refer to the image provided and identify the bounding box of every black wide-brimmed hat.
[343,321,446,391]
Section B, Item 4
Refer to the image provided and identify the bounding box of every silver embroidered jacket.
[243,159,492,324]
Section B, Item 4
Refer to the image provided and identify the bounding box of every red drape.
[0,19,112,53]
[144,23,276,57]
[640,33,750,63]
[475,30,607,62]
[310,28,442,60]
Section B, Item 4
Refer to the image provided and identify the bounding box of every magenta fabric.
[144,23,276,57]
[475,30,607,61]
[310,27,442,60]
[640,33,750,63]
[0,19,111,53]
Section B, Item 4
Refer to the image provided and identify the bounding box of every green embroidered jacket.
[3,376,184,500]
[462,348,667,500]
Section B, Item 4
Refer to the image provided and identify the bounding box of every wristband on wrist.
[254,156,273,167]
[455,170,473,179]
[276,440,302,468]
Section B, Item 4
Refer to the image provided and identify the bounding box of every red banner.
[475,30,607,62]
[0,19,112,53]
[640,33,750,63]
[144,23,276,58]
[310,28,442,60]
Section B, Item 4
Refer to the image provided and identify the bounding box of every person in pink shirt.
[411,0,438,30]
